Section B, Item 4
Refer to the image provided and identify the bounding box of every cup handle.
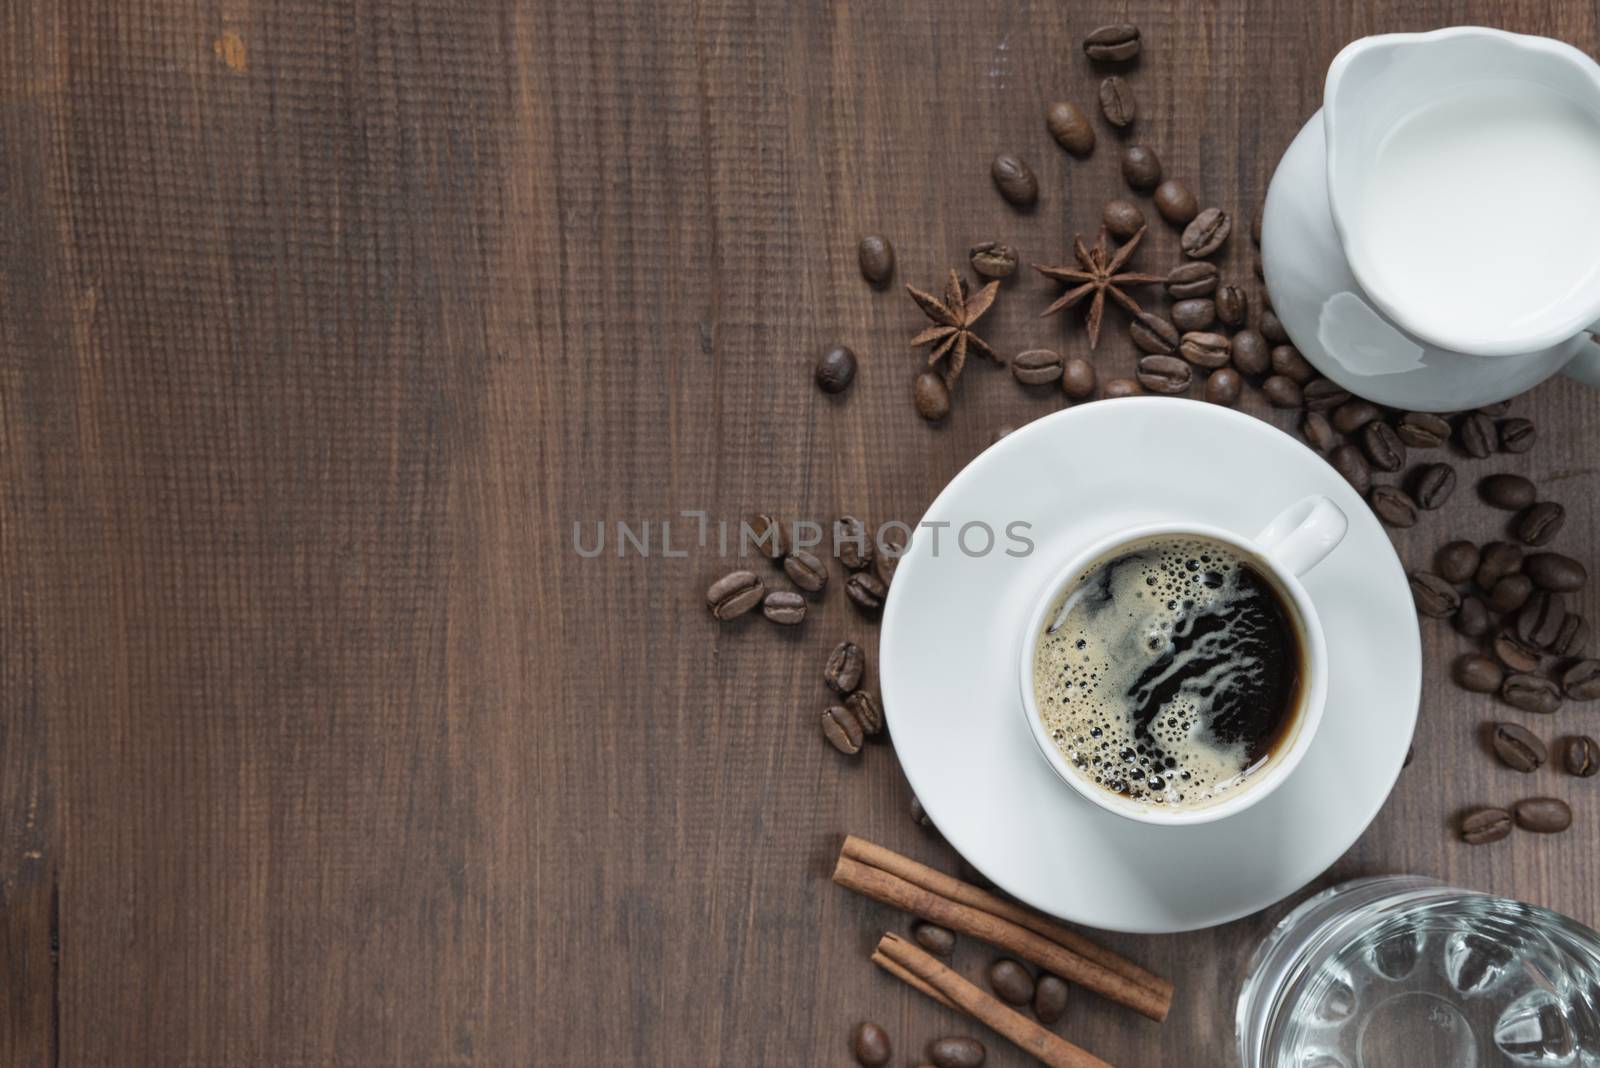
[1565,327,1600,388]
[1254,496,1348,578]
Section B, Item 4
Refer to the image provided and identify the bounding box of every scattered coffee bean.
[1455,653,1505,693]
[1130,312,1180,354]
[875,529,906,588]
[1454,596,1491,638]
[1475,542,1523,590]
[845,690,883,736]
[1154,180,1199,227]
[1331,400,1381,434]
[750,513,788,561]
[1181,207,1231,258]
[910,794,933,828]
[1499,417,1536,453]
[1103,198,1144,239]
[1270,345,1316,384]
[1437,541,1479,584]
[1231,329,1270,375]
[836,516,874,570]
[1204,368,1243,406]
[970,241,1018,279]
[914,370,950,421]
[1260,309,1289,343]
[852,1022,891,1067]
[1099,76,1137,128]
[1565,735,1600,777]
[1487,574,1533,614]
[858,236,895,287]
[1180,331,1230,368]
[1414,463,1457,509]
[988,958,1035,1006]
[1166,261,1218,299]
[1514,797,1571,834]
[1302,378,1351,411]
[1137,354,1191,394]
[846,571,887,614]
[1215,284,1248,327]
[992,154,1038,207]
[1361,421,1406,472]
[1373,485,1417,527]
[1503,673,1562,715]
[1172,299,1216,332]
[1262,375,1302,408]
[1552,613,1589,658]
[1397,412,1451,448]
[824,641,865,695]
[1102,377,1142,399]
[913,922,956,957]
[1302,411,1337,453]
[927,1036,987,1068]
[1480,473,1536,511]
[784,549,829,593]
[816,344,858,394]
[1330,445,1372,494]
[1046,101,1096,156]
[1461,807,1514,845]
[1409,571,1459,616]
[1525,552,1587,592]
[1492,722,1547,772]
[1564,659,1600,700]
[1493,630,1542,673]
[1034,973,1069,1024]
[1518,590,1566,648]
[1012,348,1064,386]
[1121,145,1163,192]
[1458,412,1495,458]
[1513,501,1565,546]
[1083,23,1141,61]
[763,589,806,624]
[822,706,865,755]
[706,570,765,620]
[1062,358,1096,399]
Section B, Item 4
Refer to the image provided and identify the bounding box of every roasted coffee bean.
[1171,299,1216,332]
[988,959,1035,1006]
[1551,613,1589,658]
[858,235,895,287]
[1361,421,1406,472]
[1414,463,1457,510]
[706,570,765,620]
[1270,345,1317,385]
[1083,23,1141,60]
[1372,485,1418,528]
[1513,501,1565,546]
[1480,473,1537,511]
[824,641,865,694]
[852,1022,891,1067]
[910,794,933,828]
[1492,722,1547,773]
[1499,417,1536,453]
[1409,571,1460,616]
[1231,328,1270,375]
[822,706,865,755]
[1504,673,1562,715]
[785,549,829,593]
[750,513,788,561]
[1102,377,1142,399]
[1129,312,1180,354]
[763,590,806,625]
[1487,574,1533,614]
[927,1036,988,1068]
[1012,348,1064,386]
[1455,653,1506,693]
[1034,973,1069,1024]
[1062,357,1096,399]
[1201,288,1242,332]
[1204,368,1243,406]
[1458,412,1495,458]
[816,344,858,393]
[1302,378,1352,412]
[1262,375,1302,408]
[1565,660,1600,700]
[1103,198,1144,239]
[1475,542,1523,590]
[846,571,887,614]
[1166,261,1218,299]
[1493,630,1542,674]
[1454,596,1491,638]
[1566,735,1600,777]
[914,370,950,421]
[1136,354,1192,394]
[1302,411,1337,454]
[1396,412,1451,448]
[1260,309,1289,343]
[1437,541,1480,584]
[1330,445,1372,495]
[1461,807,1514,845]
[845,690,883,736]
[1121,145,1163,192]
[1099,75,1137,128]
[970,241,1018,279]
[1525,552,1587,592]
[1154,180,1199,226]
[1518,590,1567,648]
[913,922,956,957]
[1181,207,1231,257]
[1046,101,1096,156]
[992,154,1038,207]
[1180,331,1230,368]
[1515,797,1571,834]
[836,516,874,570]
[874,529,906,588]
[1331,400,1381,434]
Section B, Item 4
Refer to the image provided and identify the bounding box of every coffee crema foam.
[1032,535,1302,809]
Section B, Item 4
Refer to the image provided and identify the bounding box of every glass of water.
[1237,876,1600,1067]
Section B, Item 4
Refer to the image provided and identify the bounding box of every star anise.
[1033,225,1163,349]
[906,269,1001,386]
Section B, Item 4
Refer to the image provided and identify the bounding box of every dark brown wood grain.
[2,1,1599,1063]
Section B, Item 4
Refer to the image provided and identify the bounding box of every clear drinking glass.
[1237,876,1600,1067]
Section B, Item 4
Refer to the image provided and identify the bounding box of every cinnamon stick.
[870,948,958,1010]
[842,835,1172,1004]
[833,854,1171,1021]
[877,933,1115,1068]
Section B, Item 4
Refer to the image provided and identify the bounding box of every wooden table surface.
[4,1,1600,1064]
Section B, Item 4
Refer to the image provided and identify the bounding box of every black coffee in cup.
[1032,534,1304,809]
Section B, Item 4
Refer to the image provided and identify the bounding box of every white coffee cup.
[1016,496,1348,827]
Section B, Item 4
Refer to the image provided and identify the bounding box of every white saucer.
[879,399,1420,934]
